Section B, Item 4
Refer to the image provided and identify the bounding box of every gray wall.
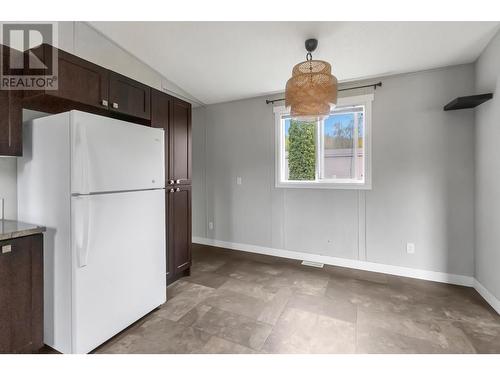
[475,30,500,299]
[0,21,198,220]
[193,64,476,277]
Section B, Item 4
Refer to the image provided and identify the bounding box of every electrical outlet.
[208,221,214,230]
[406,242,415,254]
[236,177,242,185]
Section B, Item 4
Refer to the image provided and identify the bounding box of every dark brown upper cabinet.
[23,44,151,123]
[169,97,192,185]
[0,45,23,156]
[109,72,151,120]
[168,185,192,277]
[23,45,110,114]
[0,84,22,156]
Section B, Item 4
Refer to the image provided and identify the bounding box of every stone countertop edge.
[0,220,46,241]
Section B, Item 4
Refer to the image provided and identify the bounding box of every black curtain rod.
[265,81,382,104]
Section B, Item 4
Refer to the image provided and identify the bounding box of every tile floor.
[95,244,500,354]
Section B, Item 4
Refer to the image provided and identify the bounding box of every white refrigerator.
[17,110,166,354]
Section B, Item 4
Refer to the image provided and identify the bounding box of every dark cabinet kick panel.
[0,234,43,353]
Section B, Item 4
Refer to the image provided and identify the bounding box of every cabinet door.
[30,234,44,352]
[0,46,22,156]
[0,88,22,156]
[0,235,41,353]
[0,239,12,353]
[109,72,151,120]
[169,98,191,185]
[56,50,110,109]
[26,45,110,110]
[168,185,192,276]
[0,235,43,353]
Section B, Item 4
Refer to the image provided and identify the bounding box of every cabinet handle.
[168,180,175,185]
[175,188,180,192]
[169,188,175,193]
[101,99,108,107]
[175,179,181,184]
[1,244,12,254]
[112,102,119,109]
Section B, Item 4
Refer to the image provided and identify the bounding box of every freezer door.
[71,111,165,194]
[71,189,166,354]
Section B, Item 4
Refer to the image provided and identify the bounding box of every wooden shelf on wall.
[443,94,493,111]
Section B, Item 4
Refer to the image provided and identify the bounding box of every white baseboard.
[193,237,500,314]
[192,237,474,287]
[474,279,500,315]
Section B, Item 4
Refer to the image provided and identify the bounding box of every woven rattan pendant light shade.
[285,39,337,119]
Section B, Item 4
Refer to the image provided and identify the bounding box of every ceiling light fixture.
[285,38,338,120]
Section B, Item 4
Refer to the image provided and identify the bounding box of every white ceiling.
[90,22,500,105]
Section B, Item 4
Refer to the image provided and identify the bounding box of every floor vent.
[301,260,324,268]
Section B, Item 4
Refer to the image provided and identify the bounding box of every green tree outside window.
[288,120,316,180]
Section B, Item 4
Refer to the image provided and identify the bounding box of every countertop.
[0,220,46,241]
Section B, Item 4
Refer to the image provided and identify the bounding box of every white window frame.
[274,93,373,190]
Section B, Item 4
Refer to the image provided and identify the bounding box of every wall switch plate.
[236,177,242,185]
[208,221,214,230]
[406,242,415,254]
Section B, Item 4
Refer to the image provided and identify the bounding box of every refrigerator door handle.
[76,197,91,268]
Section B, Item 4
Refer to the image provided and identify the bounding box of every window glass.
[283,118,316,181]
[321,107,364,181]
[276,95,371,189]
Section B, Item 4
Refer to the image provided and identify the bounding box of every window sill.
[275,181,372,190]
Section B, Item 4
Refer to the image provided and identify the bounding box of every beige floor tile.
[202,289,269,320]
[452,320,500,353]
[161,282,215,322]
[287,292,357,324]
[218,278,276,301]
[200,336,257,354]
[85,245,500,355]
[262,307,356,354]
[192,306,273,350]
[191,258,228,273]
[357,308,476,353]
[96,318,211,354]
[186,271,230,289]
[257,287,294,325]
